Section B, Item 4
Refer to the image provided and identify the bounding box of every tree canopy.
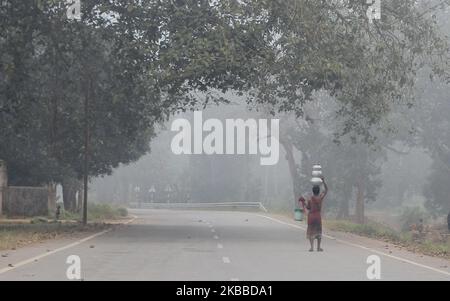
[0,0,448,197]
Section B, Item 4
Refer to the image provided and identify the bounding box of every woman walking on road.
[300,176,328,252]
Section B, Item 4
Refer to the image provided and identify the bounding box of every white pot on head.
[312,170,322,177]
[311,177,323,185]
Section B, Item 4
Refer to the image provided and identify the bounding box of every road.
[0,209,449,281]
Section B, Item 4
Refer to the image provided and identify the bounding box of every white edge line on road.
[0,216,137,275]
[254,214,450,277]
[258,202,268,213]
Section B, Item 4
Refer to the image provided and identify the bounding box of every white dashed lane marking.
[222,257,231,264]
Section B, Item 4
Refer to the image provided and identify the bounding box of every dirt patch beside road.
[0,222,114,251]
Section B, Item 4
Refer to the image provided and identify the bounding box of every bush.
[87,203,116,220]
[87,203,128,220]
[117,207,128,217]
[54,203,128,221]
[400,206,430,232]
[60,210,80,221]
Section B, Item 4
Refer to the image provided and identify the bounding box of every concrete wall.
[0,161,53,217]
[0,160,7,216]
[3,186,49,217]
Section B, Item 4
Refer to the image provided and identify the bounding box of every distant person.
[298,196,306,211]
[417,218,424,233]
[55,205,61,221]
[303,176,328,252]
[447,211,450,231]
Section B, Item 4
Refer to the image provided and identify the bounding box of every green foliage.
[1,0,449,188]
[117,207,128,217]
[54,203,127,221]
[326,219,450,259]
[244,0,449,142]
[87,203,127,220]
[326,219,400,242]
[420,240,449,257]
[424,163,450,216]
[0,1,159,185]
[416,73,450,216]
[399,206,430,231]
[60,209,81,221]
[277,102,384,217]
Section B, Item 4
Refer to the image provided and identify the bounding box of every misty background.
[90,81,448,231]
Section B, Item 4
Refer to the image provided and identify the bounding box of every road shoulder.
[0,216,135,274]
[259,212,450,276]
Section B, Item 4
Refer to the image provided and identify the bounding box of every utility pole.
[0,160,7,216]
[82,79,90,225]
[70,1,87,225]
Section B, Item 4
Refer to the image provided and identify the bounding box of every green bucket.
[294,208,304,221]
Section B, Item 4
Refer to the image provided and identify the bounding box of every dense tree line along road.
[0,209,449,281]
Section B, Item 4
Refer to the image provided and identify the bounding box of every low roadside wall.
[3,186,49,217]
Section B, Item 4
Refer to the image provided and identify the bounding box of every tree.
[274,95,384,222]
[1,0,448,214]
[242,0,449,143]
[416,75,450,216]
[0,1,160,211]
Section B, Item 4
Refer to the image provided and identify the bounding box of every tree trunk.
[47,182,57,213]
[0,160,7,216]
[355,180,365,224]
[337,185,351,219]
[337,198,350,219]
[280,138,301,207]
[62,178,79,212]
[76,188,83,212]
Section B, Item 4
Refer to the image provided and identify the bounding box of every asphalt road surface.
[0,209,449,281]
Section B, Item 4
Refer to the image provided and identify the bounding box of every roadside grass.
[324,219,450,259]
[0,223,109,251]
[86,203,128,221]
[0,203,128,251]
[57,203,128,222]
[325,219,400,242]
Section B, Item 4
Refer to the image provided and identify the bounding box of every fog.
[2,0,450,282]
[91,83,448,230]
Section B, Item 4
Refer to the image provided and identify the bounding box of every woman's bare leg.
[309,238,314,251]
[317,237,323,251]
